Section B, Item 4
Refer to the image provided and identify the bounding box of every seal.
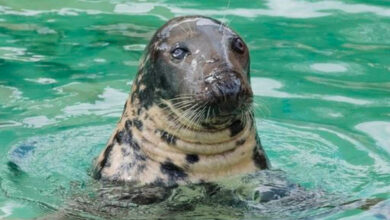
[93,16,269,186]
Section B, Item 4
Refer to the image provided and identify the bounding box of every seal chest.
[94,16,269,186]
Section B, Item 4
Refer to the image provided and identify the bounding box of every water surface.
[0,0,389,219]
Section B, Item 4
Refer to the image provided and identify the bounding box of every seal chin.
[199,100,252,128]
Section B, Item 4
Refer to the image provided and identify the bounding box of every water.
[0,0,389,219]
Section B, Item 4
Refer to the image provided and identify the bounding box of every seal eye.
[171,48,188,60]
[232,38,245,54]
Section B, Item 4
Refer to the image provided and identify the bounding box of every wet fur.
[93,16,269,187]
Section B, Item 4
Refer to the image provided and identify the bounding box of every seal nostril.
[209,73,242,105]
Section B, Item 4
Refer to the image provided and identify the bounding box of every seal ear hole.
[170,46,190,60]
[231,37,245,54]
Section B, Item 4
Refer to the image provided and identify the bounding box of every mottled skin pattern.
[94,16,269,187]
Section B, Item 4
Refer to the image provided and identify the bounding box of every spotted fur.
[93,16,269,187]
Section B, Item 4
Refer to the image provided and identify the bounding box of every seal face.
[94,16,269,186]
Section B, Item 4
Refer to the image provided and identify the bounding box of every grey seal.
[93,15,269,187]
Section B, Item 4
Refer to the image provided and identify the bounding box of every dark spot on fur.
[230,120,244,137]
[137,164,146,173]
[95,143,114,179]
[236,139,246,146]
[136,74,155,110]
[253,134,269,169]
[158,130,177,145]
[125,119,133,130]
[130,93,136,104]
[253,146,269,169]
[114,129,132,145]
[125,119,143,131]
[114,130,124,144]
[100,144,114,168]
[121,147,130,156]
[133,119,143,131]
[186,154,199,164]
[130,139,141,151]
[160,161,187,182]
[134,152,146,161]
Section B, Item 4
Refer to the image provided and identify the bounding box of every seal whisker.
[192,103,208,127]
[240,109,245,125]
[252,100,270,118]
[247,110,255,125]
[159,100,201,130]
[168,98,193,103]
[171,102,201,130]
[170,108,196,134]
[171,101,195,111]
[171,98,195,106]
[160,99,195,112]
[184,103,205,129]
[166,95,194,100]
[198,104,209,125]
[161,95,194,104]
[206,105,211,123]
[179,102,207,132]
[173,101,200,113]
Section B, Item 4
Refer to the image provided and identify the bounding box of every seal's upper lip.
[204,70,241,84]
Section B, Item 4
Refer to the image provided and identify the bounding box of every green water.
[0,0,389,219]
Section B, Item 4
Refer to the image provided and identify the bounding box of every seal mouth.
[199,98,253,127]
[161,94,253,130]
[162,73,253,129]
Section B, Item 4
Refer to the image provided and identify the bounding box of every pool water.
[1,0,390,219]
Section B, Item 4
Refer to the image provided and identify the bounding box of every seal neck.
[142,104,252,153]
[120,102,260,182]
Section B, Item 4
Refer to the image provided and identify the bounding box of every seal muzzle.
[203,71,252,115]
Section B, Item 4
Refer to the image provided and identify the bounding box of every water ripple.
[114,0,390,18]
[251,77,372,105]
[356,121,390,155]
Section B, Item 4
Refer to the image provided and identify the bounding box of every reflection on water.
[0,0,389,219]
[310,63,348,73]
[356,122,390,154]
[63,87,128,118]
[114,0,390,18]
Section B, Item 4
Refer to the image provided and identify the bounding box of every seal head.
[133,16,253,127]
